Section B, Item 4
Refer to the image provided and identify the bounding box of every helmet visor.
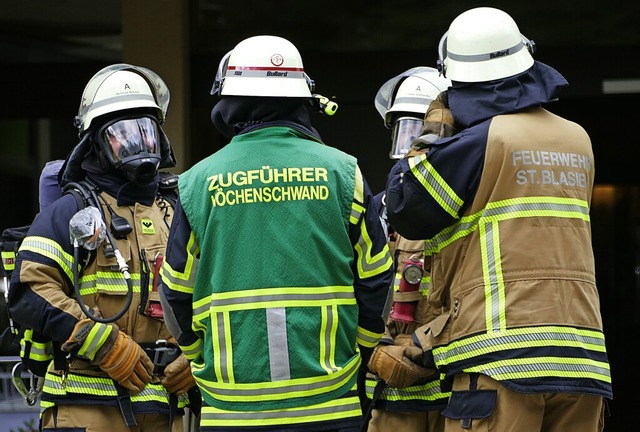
[390,117,423,159]
[102,117,160,164]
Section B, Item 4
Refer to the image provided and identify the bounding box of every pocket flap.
[441,389,497,420]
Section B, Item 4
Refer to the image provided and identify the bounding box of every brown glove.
[62,319,154,394]
[161,353,196,395]
[394,333,415,347]
[367,344,436,388]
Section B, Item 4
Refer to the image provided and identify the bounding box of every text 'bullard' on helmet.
[75,64,170,136]
[439,7,536,83]
[213,35,314,98]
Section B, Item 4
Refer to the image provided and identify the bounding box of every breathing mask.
[97,116,161,184]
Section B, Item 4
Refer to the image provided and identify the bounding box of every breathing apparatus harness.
[63,180,133,324]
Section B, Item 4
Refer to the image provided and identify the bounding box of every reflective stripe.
[356,325,382,348]
[433,325,611,382]
[465,356,611,382]
[179,338,202,361]
[1,250,16,271]
[80,271,142,296]
[19,236,75,280]
[20,329,53,361]
[409,155,463,218]
[160,231,199,294]
[193,355,361,403]
[226,67,307,80]
[354,165,364,203]
[354,221,393,278]
[424,196,590,254]
[320,305,339,373]
[480,221,506,332]
[350,201,364,225]
[364,376,448,402]
[209,286,356,310]
[200,385,360,426]
[448,40,525,63]
[267,307,291,380]
[77,323,113,361]
[43,372,189,407]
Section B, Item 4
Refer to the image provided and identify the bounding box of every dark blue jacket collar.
[447,61,569,128]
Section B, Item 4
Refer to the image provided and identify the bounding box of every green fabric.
[179,126,362,411]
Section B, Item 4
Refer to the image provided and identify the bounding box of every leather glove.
[394,333,414,347]
[161,353,196,395]
[62,318,154,394]
[367,344,436,388]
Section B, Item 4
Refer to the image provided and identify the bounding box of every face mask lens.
[103,118,159,163]
[390,117,423,159]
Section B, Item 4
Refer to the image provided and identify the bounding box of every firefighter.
[364,67,452,432]
[8,64,198,431]
[158,35,393,431]
[384,7,612,432]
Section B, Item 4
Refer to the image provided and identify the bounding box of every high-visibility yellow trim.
[409,154,463,218]
[194,355,360,403]
[354,221,393,279]
[199,385,361,426]
[160,231,199,294]
[19,236,76,280]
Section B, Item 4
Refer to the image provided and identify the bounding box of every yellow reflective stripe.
[350,167,365,224]
[160,231,199,294]
[319,305,339,373]
[408,154,463,218]
[420,274,431,294]
[79,271,142,296]
[1,250,16,271]
[193,355,360,403]
[77,323,112,361]
[193,295,212,322]
[464,356,611,383]
[208,286,357,312]
[356,325,382,348]
[479,221,507,332]
[364,376,449,402]
[435,326,608,360]
[200,384,360,426]
[424,196,591,254]
[20,329,53,361]
[210,310,234,383]
[483,196,590,222]
[350,201,364,225]
[43,373,189,407]
[354,165,364,204]
[179,338,202,361]
[354,221,393,278]
[19,236,76,280]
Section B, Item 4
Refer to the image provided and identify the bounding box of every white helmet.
[216,35,313,97]
[75,64,169,136]
[441,7,535,83]
[374,67,451,159]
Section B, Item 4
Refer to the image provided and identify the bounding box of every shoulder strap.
[158,171,179,208]
[62,179,98,210]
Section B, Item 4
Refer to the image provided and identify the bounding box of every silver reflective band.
[225,68,307,79]
[393,96,434,106]
[447,41,525,63]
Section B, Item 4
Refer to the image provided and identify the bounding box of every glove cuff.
[77,320,118,363]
